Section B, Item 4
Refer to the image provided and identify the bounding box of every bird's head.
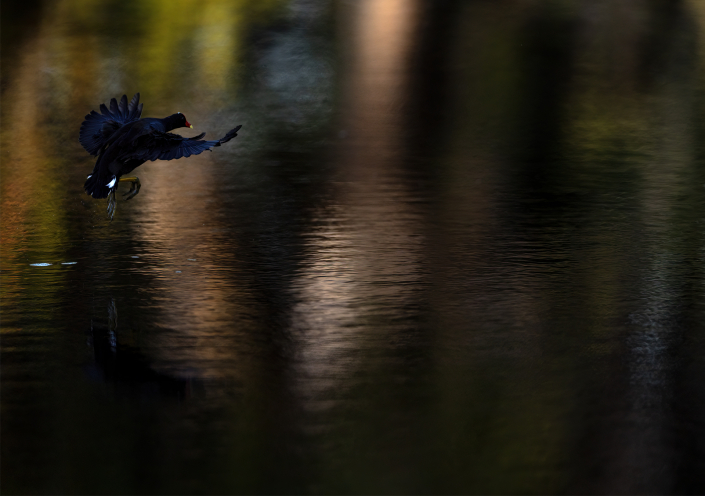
[176,112,193,129]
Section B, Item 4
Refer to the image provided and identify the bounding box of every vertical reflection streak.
[289,0,422,406]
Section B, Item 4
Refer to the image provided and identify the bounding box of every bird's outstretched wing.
[132,125,242,162]
[79,93,143,156]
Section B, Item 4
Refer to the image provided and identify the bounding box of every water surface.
[2,0,705,493]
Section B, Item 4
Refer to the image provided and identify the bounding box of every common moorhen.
[80,93,241,219]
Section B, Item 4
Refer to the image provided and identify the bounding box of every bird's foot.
[107,190,117,221]
[120,177,141,201]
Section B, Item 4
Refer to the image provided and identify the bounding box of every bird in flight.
[80,93,242,219]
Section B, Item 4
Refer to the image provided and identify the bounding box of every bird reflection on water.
[86,298,196,400]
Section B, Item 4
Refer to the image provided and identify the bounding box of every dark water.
[2,0,705,493]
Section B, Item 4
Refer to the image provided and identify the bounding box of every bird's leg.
[120,177,141,201]
[107,190,117,221]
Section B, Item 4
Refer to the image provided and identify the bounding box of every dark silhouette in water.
[86,299,195,400]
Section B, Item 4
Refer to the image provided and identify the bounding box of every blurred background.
[2,0,705,493]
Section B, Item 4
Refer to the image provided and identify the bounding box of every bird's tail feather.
[84,173,111,199]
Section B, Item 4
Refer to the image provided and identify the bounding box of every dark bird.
[80,93,242,219]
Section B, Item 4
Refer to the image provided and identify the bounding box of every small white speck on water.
[175,270,182,274]
[30,263,52,267]
[61,262,77,265]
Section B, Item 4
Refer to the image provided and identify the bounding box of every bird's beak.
[190,125,193,129]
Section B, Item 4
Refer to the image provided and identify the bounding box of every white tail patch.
[87,174,92,179]
[106,177,117,188]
